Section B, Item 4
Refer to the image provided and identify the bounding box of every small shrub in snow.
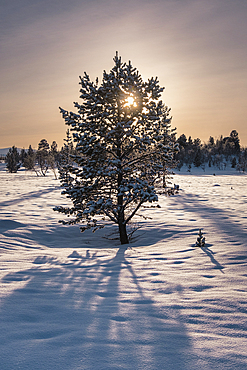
[195,229,206,247]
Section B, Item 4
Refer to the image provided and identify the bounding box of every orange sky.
[1,0,247,148]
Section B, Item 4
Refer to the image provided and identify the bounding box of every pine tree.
[50,141,58,161]
[49,140,59,179]
[54,53,178,244]
[5,146,21,173]
[36,139,50,176]
[20,148,27,164]
[193,148,202,167]
[23,145,36,171]
[58,129,74,183]
[230,130,240,153]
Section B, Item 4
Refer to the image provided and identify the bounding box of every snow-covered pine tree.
[54,52,178,244]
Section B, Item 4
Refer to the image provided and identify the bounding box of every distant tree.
[237,158,245,172]
[176,134,187,167]
[27,145,34,157]
[216,135,224,155]
[193,138,201,148]
[229,130,240,153]
[162,126,178,187]
[243,148,247,160]
[38,139,50,152]
[188,136,193,147]
[58,129,74,182]
[231,157,237,168]
[55,53,178,244]
[36,139,50,176]
[208,154,212,167]
[50,140,59,161]
[24,145,36,171]
[208,136,214,146]
[5,146,21,173]
[237,151,247,172]
[49,140,59,179]
[20,148,27,164]
[193,148,202,167]
[177,134,187,149]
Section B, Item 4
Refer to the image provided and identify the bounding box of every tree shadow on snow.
[0,247,201,370]
[193,244,225,273]
[0,187,57,208]
[168,192,247,250]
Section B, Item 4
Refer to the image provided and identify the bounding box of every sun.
[124,95,137,108]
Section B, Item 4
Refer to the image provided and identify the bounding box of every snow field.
[0,164,247,369]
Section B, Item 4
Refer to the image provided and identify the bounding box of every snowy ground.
[0,163,247,370]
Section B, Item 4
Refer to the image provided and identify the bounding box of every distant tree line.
[175,130,247,172]
[4,129,247,176]
[4,130,75,177]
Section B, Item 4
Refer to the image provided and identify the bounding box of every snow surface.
[0,163,247,370]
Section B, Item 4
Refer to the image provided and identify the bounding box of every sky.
[0,0,247,149]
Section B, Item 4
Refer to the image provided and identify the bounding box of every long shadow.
[1,215,190,250]
[168,192,247,247]
[0,219,25,232]
[2,185,247,255]
[0,218,96,250]
[0,248,199,370]
[0,187,58,207]
[200,245,225,273]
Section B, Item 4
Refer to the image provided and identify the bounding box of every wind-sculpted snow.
[0,164,247,369]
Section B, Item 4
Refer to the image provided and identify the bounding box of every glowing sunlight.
[124,95,137,108]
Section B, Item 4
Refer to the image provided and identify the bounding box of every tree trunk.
[118,221,129,244]
[116,134,129,244]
